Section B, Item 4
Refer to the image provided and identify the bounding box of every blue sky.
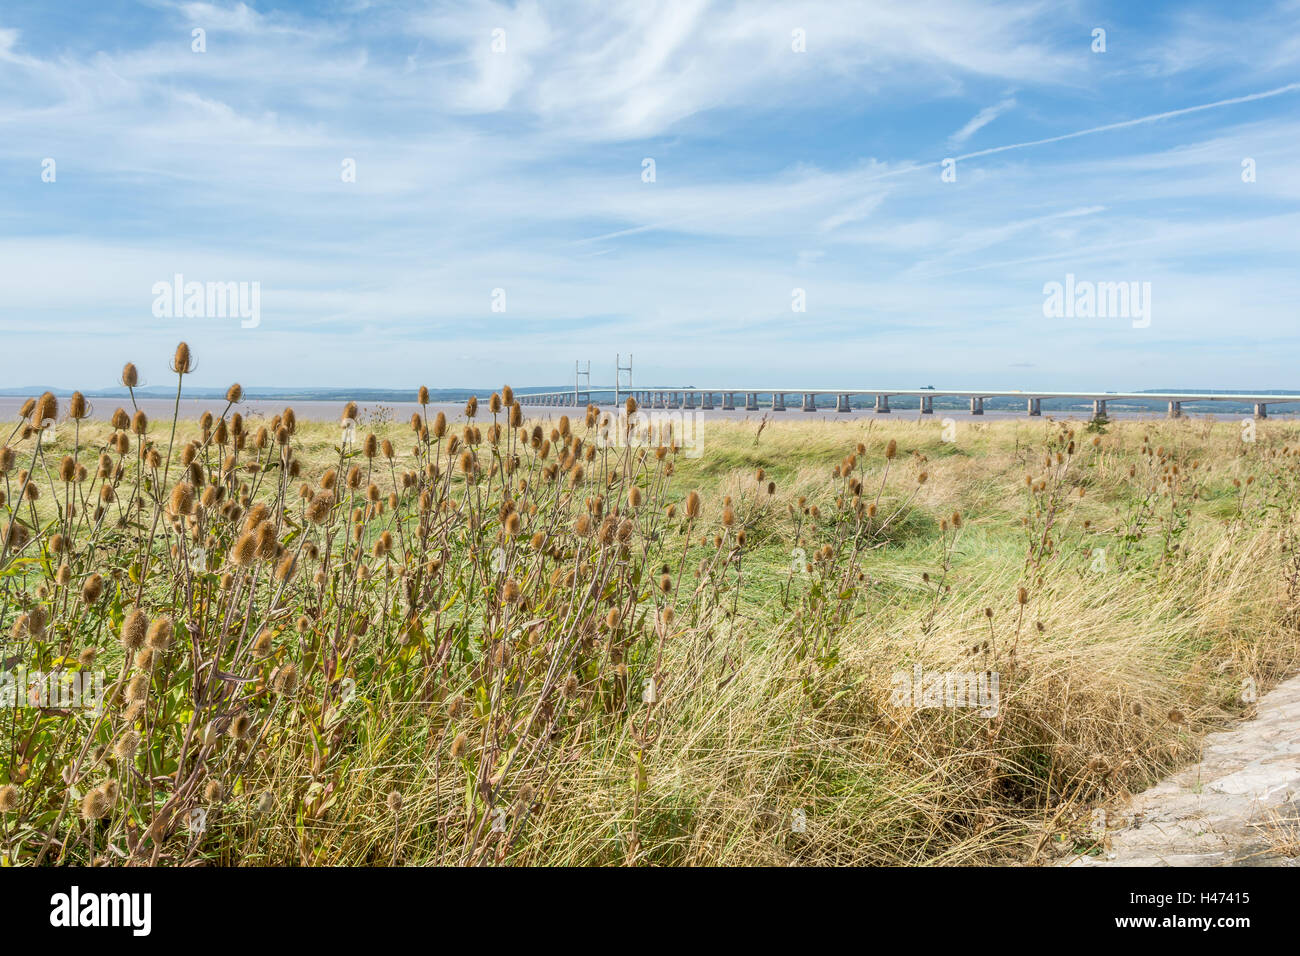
[1,0,1298,391]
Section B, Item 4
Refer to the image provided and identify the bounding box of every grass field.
[3,347,1300,866]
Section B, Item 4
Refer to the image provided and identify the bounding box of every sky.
[0,0,1298,392]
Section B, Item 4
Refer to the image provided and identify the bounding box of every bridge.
[510,386,1300,419]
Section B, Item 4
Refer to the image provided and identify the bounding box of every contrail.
[954,82,1300,161]
[575,83,1300,245]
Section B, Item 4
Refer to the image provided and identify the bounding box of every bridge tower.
[575,360,591,408]
[615,353,633,408]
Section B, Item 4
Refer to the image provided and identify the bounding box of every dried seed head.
[80,787,111,820]
[82,573,104,605]
[251,628,274,659]
[32,391,57,429]
[230,714,253,740]
[121,363,139,388]
[272,662,299,696]
[120,608,148,650]
[172,341,192,374]
[147,616,173,650]
[113,731,141,762]
[169,481,194,516]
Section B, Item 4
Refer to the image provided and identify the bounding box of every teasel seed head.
[450,732,468,757]
[251,628,274,659]
[684,490,702,519]
[32,391,57,428]
[231,530,257,567]
[82,573,104,605]
[172,341,192,374]
[204,778,225,803]
[885,439,897,460]
[387,790,404,813]
[0,784,17,812]
[272,662,299,696]
[80,787,111,820]
[169,481,195,516]
[147,616,173,650]
[121,363,139,388]
[120,607,148,651]
[114,731,140,762]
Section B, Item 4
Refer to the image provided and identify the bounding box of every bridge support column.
[745,393,759,411]
[970,397,984,415]
[701,392,714,410]
[683,392,695,409]
[836,394,851,413]
[1168,400,1181,419]
[802,393,817,412]
[1092,399,1107,420]
[875,394,891,414]
[772,392,786,411]
[722,392,735,410]
[1255,402,1268,420]
[1028,398,1041,417]
[920,395,933,415]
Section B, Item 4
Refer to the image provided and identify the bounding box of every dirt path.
[1065,674,1300,867]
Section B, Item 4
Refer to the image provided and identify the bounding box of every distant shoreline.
[3,396,1294,425]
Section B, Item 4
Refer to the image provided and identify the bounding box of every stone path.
[1067,673,1300,867]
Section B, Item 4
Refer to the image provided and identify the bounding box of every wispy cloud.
[948,96,1016,148]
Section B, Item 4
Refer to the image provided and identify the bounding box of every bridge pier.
[772,392,786,411]
[970,397,984,416]
[802,393,817,412]
[920,395,933,415]
[701,392,713,410]
[1168,400,1181,419]
[1028,398,1041,417]
[1255,402,1268,420]
[683,392,696,409]
[836,394,851,413]
[1092,399,1107,420]
[722,392,735,411]
[875,394,891,414]
[745,392,759,411]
